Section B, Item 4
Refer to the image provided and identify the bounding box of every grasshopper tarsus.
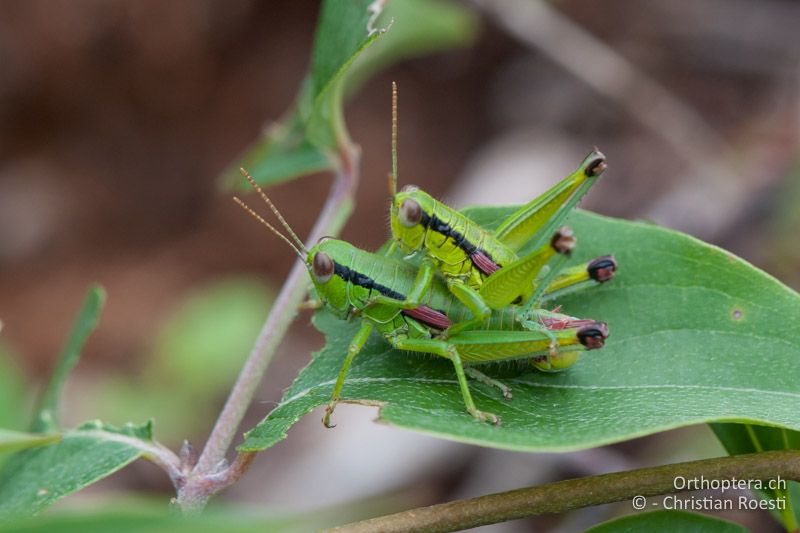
[469,408,501,426]
[465,366,512,400]
[299,298,323,311]
[322,403,337,428]
[548,341,558,357]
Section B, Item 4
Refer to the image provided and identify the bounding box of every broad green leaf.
[221,0,478,189]
[586,510,748,533]
[31,285,106,433]
[712,424,799,530]
[0,431,59,454]
[0,422,152,520]
[240,208,800,452]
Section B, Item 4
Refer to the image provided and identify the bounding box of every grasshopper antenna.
[239,168,308,253]
[390,81,398,197]
[233,196,305,260]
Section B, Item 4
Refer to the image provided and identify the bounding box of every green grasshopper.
[386,84,614,336]
[234,171,609,427]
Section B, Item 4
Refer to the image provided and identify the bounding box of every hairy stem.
[176,145,360,511]
[328,449,800,533]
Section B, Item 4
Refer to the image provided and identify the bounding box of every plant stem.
[327,449,800,533]
[176,145,360,511]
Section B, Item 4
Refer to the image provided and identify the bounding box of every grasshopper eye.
[588,256,617,282]
[577,322,609,350]
[399,199,422,227]
[312,252,334,283]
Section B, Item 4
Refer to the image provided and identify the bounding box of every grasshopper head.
[307,238,352,318]
[391,185,434,254]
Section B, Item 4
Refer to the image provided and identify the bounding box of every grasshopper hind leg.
[390,336,501,425]
[465,367,513,400]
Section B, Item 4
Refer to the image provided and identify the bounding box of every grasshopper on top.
[387,83,616,332]
[233,169,609,427]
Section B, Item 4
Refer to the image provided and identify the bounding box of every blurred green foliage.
[586,510,748,532]
[0,502,297,533]
[31,285,105,433]
[0,344,27,431]
[220,0,477,189]
[91,278,273,442]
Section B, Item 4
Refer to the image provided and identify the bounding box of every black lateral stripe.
[419,211,495,262]
[333,263,406,301]
[333,262,450,329]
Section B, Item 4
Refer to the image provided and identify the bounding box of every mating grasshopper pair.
[234,86,616,426]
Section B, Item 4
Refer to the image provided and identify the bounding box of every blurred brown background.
[0,1,798,531]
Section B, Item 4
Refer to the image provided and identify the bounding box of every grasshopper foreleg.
[323,321,373,428]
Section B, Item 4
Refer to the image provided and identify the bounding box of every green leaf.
[344,0,479,93]
[31,285,106,433]
[585,510,748,533]
[0,431,59,454]
[0,343,27,431]
[221,0,478,189]
[0,422,152,520]
[240,208,800,452]
[0,504,297,533]
[711,424,800,530]
[221,0,388,189]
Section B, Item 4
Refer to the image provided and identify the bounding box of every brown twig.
[175,144,361,511]
[327,449,800,533]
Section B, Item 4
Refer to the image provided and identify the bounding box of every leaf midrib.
[276,375,800,414]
